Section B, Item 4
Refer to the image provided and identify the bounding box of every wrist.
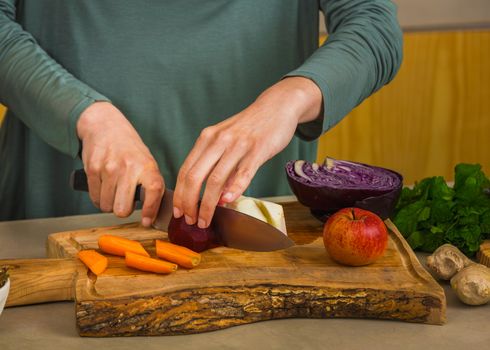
[77,102,106,140]
[77,101,123,140]
[258,77,323,125]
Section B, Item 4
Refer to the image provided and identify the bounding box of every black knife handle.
[70,169,142,202]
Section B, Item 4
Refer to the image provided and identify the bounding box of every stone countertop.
[0,211,488,350]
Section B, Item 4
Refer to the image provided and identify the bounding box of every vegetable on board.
[168,216,220,252]
[156,240,201,269]
[286,157,403,221]
[77,250,108,276]
[224,196,287,234]
[125,251,178,274]
[98,234,150,257]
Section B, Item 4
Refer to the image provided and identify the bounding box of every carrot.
[125,251,178,274]
[78,250,108,276]
[98,234,149,257]
[156,240,201,269]
[156,240,201,259]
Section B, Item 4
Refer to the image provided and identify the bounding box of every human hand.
[77,102,164,227]
[173,77,323,228]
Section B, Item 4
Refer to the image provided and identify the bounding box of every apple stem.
[351,208,356,220]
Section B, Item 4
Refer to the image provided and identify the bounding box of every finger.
[197,147,248,228]
[99,162,119,213]
[84,163,102,209]
[140,170,165,227]
[219,172,239,203]
[82,152,102,208]
[113,173,138,219]
[180,146,226,226]
[220,156,262,204]
[173,127,215,220]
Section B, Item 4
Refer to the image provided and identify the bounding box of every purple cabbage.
[286,158,403,221]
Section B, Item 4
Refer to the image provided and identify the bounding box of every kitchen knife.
[70,169,295,251]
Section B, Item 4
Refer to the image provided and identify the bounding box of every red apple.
[323,208,388,266]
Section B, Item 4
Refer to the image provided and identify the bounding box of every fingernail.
[173,207,182,218]
[222,192,234,202]
[142,217,152,227]
[185,215,193,225]
[198,218,207,229]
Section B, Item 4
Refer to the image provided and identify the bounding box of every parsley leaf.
[392,163,490,256]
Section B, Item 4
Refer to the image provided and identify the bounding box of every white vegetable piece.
[225,196,267,223]
[254,199,287,235]
[225,196,287,235]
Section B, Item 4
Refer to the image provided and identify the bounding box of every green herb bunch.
[0,266,8,289]
[393,163,490,256]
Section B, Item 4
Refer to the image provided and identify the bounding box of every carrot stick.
[156,240,201,258]
[98,234,149,257]
[156,240,201,269]
[125,252,178,274]
[78,250,108,276]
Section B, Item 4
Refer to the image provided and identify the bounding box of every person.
[0,0,402,228]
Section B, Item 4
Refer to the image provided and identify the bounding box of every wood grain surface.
[3,258,77,307]
[46,202,446,336]
[317,30,490,185]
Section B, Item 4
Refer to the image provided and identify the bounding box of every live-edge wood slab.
[47,202,446,336]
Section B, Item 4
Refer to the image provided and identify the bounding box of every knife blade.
[70,169,295,251]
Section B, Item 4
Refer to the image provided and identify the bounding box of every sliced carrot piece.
[156,240,201,269]
[156,240,201,258]
[78,249,108,276]
[98,234,149,257]
[125,251,177,274]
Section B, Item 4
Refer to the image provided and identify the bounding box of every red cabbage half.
[285,157,403,221]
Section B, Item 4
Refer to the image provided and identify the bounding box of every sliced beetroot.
[168,216,220,252]
[286,157,403,221]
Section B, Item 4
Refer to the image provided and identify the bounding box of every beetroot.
[167,216,220,252]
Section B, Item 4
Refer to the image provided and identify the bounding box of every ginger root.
[450,264,490,306]
[426,244,474,280]
[426,244,490,305]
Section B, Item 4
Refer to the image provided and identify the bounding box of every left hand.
[173,77,323,228]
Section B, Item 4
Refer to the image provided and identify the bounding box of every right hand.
[76,102,164,227]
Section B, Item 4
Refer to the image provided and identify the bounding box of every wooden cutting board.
[3,202,446,336]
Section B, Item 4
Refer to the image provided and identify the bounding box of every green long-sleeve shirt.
[0,0,402,220]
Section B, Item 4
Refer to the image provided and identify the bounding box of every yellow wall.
[0,104,5,124]
[317,30,490,184]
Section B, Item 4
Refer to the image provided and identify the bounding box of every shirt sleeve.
[0,0,110,158]
[285,0,403,141]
